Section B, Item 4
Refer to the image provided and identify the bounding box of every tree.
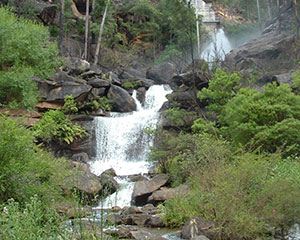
[94,1,109,65]
[58,0,64,55]
[295,0,299,38]
[84,0,90,60]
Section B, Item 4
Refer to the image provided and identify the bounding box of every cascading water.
[90,85,172,208]
[201,28,233,62]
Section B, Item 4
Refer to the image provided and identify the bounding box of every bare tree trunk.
[91,0,96,43]
[59,0,64,55]
[256,0,262,31]
[295,0,299,38]
[93,3,108,65]
[84,0,89,60]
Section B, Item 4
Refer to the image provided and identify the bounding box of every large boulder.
[64,57,90,75]
[107,85,137,112]
[88,78,110,88]
[167,89,199,110]
[98,171,119,195]
[146,62,177,84]
[65,161,102,201]
[132,174,169,206]
[147,184,190,205]
[170,71,209,90]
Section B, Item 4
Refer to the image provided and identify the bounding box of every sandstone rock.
[148,184,190,204]
[146,62,177,84]
[107,85,137,112]
[132,174,169,206]
[36,101,62,110]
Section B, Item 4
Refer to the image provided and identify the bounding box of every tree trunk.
[91,0,96,44]
[59,0,64,55]
[84,0,89,60]
[256,0,262,31]
[267,0,272,20]
[93,3,108,65]
[295,0,299,38]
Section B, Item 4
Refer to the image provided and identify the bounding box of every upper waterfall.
[90,85,172,177]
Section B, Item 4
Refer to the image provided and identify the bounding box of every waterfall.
[201,28,232,62]
[90,85,172,208]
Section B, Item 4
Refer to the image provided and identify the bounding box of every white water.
[90,85,172,208]
[201,28,232,62]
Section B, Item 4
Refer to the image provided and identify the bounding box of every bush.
[0,115,71,203]
[220,83,300,155]
[0,196,68,240]
[198,69,241,114]
[33,110,87,144]
[0,7,60,109]
[162,152,300,239]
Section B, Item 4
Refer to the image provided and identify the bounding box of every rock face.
[108,85,137,112]
[146,62,177,84]
[132,174,169,206]
[224,32,294,73]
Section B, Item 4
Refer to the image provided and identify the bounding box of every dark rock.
[224,32,294,73]
[47,83,92,102]
[132,174,169,206]
[107,85,137,112]
[88,78,110,88]
[119,68,146,80]
[65,57,90,75]
[144,215,165,228]
[91,88,106,98]
[39,4,57,25]
[81,70,97,79]
[170,71,209,90]
[71,152,89,163]
[121,213,150,226]
[99,172,119,195]
[108,71,122,86]
[159,101,170,112]
[146,62,177,84]
[137,87,147,104]
[128,174,148,182]
[89,64,103,75]
[159,110,198,130]
[148,184,190,204]
[102,168,117,177]
[64,161,102,201]
[141,204,156,213]
[166,90,199,110]
[53,70,76,84]
[181,217,215,240]
[122,206,143,215]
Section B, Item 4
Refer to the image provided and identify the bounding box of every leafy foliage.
[0,7,60,109]
[0,115,71,203]
[221,83,300,155]
[33,110,87,144]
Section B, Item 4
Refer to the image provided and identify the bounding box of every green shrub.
[198,69,241,114]
[61,95,78,114]
[220,83,300,155]
[33,110,87,144]
[0,7,60,109]
[0,196,68,240]
[162,152,300,239]
[0,115,71,203]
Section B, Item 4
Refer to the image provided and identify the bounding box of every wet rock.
[71,152,89,163]
[137,87,147,104]
[181,217,215,240]
[148,184,190,205]
[132,174,169,206]
[128,174,148,182]
[88,78,110,88]
[107,84,137,112]
[146,62,177,84]
[103,168,117,177]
